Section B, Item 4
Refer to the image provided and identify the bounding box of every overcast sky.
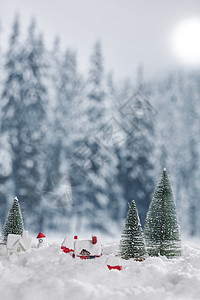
[1,0,200,80]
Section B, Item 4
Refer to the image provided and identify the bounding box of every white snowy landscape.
[1,1,200,299]
[0,239,200,300]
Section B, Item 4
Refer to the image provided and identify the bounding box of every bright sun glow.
[171,18,200,65]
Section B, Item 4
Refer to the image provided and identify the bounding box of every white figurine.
[36,232,48,248]
[106,254,122,270]
[6,230,32,256]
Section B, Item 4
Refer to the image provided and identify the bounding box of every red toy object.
[37,232,46,239]
[107,265,122,271]
[61,246,74,253]
[92,236,97,244]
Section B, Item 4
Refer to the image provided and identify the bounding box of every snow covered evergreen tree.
[1,18,48,230]
[1,197,24,243]
[71,41,106,231]
[69,41,125,233]
[87,41,105,116]
[144,168,182,258]
[0,16,24,199]
[117,91,156,226]
[41,40,83,231]
[119,200,146,260]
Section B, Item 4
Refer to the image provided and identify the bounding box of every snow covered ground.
[0,239,200,300]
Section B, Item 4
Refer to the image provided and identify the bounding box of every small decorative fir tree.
[1,197,24,243]
[144,168,181,258]
[119,200,146,260]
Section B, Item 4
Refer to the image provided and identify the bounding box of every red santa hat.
[37,232,46,239]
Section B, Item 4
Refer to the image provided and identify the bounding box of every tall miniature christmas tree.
[1,197,24,243]
[119,200,146,260]
[144,168,181,258]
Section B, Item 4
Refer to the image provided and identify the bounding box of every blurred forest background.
[0,16,200,238]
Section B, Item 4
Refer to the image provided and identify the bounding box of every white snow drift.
[0,240,200,300]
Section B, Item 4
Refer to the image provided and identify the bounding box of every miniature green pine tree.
[119,200,146,260]
[1,197,24,243]
[144,168,181,258]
